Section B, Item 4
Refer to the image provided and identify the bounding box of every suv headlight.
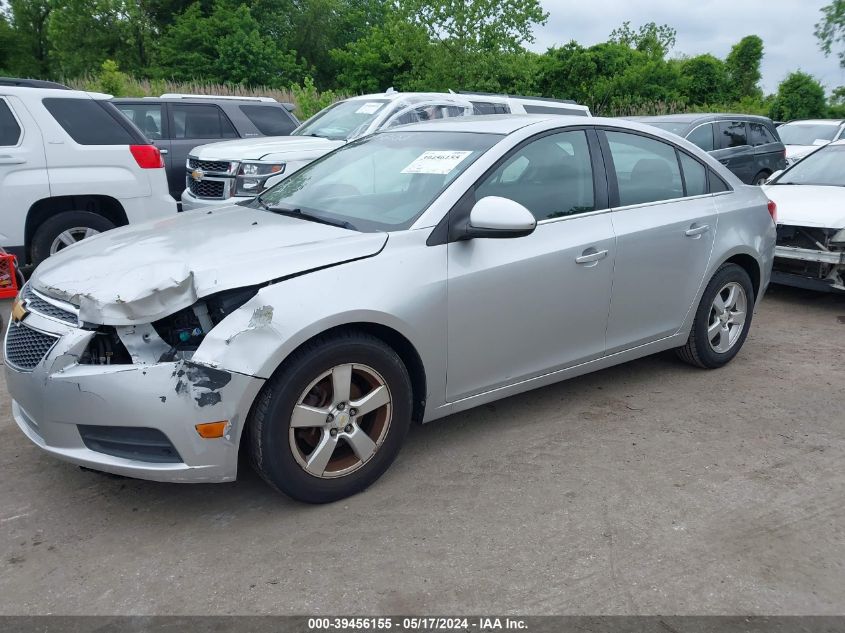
[236,161,285,196]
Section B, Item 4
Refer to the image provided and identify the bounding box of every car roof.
[780,119,845,126]
[385,114,648,136]
[631,113,774,125]
[0,85,110,99]
[0,77,69,89]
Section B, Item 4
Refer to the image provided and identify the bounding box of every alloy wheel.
[49,227,100,254]
[288,363,392,478]
[707,281,748,353]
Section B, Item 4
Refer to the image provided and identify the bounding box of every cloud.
[529,0,845,93]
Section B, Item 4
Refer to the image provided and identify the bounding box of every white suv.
[182,90,590,210]
[0,83,177,265]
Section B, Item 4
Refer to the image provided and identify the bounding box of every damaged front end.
[3,284,265,483]
[773,225,845,293]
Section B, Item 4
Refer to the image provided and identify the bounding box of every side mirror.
[766,170,783,184]
[466,196,536,239]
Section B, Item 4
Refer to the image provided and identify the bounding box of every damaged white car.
[763,140,845,293]
[5,116,775,503]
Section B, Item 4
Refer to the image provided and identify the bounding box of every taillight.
[767,199,777,224]
[130,144,164,169]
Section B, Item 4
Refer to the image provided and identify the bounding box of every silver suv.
[181,90,590,210]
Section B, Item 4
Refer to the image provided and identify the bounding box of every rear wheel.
[248,331,412,503]
[676,263,755,369]
[752,170,771,186]
[31,211,115,265]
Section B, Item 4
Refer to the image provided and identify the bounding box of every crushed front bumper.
[4,307,264,483]
[773,244,845,293]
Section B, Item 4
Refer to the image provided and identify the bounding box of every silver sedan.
[4,115,776,503]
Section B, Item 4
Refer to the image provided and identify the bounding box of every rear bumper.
[4,312,264,483]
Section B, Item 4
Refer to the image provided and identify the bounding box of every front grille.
[188,178,226,199]
[5,323,59,371]
[78,425,182,463]
[188,158,231,173]
[22,285,77,324]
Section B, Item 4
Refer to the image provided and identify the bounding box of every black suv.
[631,114,787,185]
[113,95,299,198]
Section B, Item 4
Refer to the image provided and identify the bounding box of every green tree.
[153,1,301,86]
[816,1,845,67]
[609,21,677,58]
[769,71,827,120]
[396,0,548,87]
[679,54,730,105]
[7,0,53,76]
[725,35,764,99]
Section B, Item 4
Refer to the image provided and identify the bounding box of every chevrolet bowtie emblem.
[10,298,28,324]
[191,169,204,182]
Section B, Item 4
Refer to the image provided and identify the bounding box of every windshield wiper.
[265,205,358,231]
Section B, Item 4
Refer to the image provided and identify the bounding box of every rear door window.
[43,98,142,145]
[239,105,296,136]
[605,131,683,206]
[115,103,164,140]
[686,124,714,151]
[170,104,237,139]
[0,99,22,145]
[717,121,749,149]
[470,101,509,115]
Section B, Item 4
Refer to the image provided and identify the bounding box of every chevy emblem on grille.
[191,169,204,182]
[11,297,28,324]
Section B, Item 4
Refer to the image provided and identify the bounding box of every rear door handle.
[685,224,710,237]
[159,148,168,154]
[0,155,25,165]
[575,249,608,265]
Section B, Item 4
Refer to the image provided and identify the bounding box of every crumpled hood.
[763,184,845,229]
[191,135,345,161]
[31,205,387,325]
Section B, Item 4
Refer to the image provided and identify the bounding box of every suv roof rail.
[458,91,578,105]
[159,93,278,103]
[0,77,70,90]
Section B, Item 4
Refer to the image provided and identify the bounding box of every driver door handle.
[575,249,608,265]
[685,224,710,237]
[0,155,25,165]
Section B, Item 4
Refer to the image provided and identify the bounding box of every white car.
[777,119,845,165]
[763,140,845,293]
[181,90,590,211]
[0,81,177,266]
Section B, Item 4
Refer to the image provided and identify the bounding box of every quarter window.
[680,153,707,196]
[749,122,776,146]
[718,121,748,148]
[43,98,140,145]
[0,100,21,145]
[605,131,683,206]
[239,105,296,136]
[476,130,596,221]
[686,124,714,151]
[170,104,237,139]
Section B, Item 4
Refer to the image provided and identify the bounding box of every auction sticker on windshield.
[356,102,384,115]
[401,150,473,175]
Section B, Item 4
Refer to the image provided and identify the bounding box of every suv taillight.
[130,145,164,169]
[767,199,777,224]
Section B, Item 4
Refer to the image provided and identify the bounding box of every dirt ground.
[0,285,843,615]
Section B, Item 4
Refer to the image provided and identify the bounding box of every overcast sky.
[529,0,845,94]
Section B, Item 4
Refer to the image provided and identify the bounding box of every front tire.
[248,331,413,503]
[676,263,755,369]
[752,170,771,186]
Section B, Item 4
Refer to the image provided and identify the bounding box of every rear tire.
[752,170,771,186]
[31,211,115,265]
[248,330,413,503]
[676,263,755,369]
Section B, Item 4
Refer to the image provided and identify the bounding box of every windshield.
[643,121,691,136]
[777,123,839,146]
[774,144,845,187]
[293,99,390,140]
[257,131,501,231]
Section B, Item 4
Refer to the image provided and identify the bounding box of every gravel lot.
[0,285,843,616]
